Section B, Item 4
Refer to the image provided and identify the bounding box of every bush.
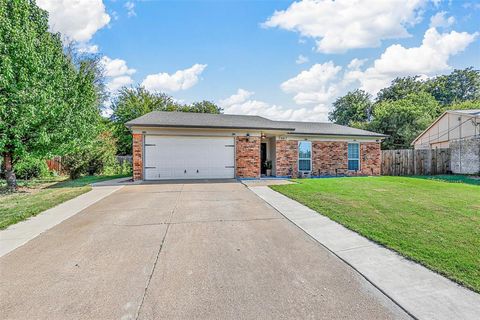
[103,160,132,176]
[14,157,50,180]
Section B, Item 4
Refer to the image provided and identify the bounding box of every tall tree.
[368,92,441,149]
[376,76,426,103]
[0,0,101,189]
[328,89,373,126]
[110,86,222,155]
[426,67,480,106]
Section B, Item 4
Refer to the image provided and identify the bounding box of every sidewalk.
[249,186,480,320]
[0,184,123,258]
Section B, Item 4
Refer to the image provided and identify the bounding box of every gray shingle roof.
[126,111,386,137]
[450,109,480,116]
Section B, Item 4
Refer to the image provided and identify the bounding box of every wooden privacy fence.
[46,156,63,174]
[381,148,451,176]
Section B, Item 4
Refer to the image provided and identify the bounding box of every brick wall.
[275,140,298,177]
[132,134,143,181]
[359,142,381,175]
[235,136,260,178]
[312,141,348,176]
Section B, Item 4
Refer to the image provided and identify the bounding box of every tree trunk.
[4,153,17,190]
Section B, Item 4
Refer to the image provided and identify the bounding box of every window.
[298,141,312,171]
[348,143,360,171]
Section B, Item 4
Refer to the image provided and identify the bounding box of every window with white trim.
[298,141,312,171]
[348,143,360,171]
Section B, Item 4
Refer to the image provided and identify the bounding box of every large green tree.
[426,67,480,106]
[376,76,427,103]
[110,86,222,155]
[368,92,441,149]
[328,89,373,126]
[0,0,101,189]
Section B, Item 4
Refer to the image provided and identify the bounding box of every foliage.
[103,160,132,176]
[14,156,50,180]
[272,176,480,293]
[375,76,427,103]
[110,85,223,155]
[368,92,440,149]
[0,0,102,189]
[427,67,480,106]
[444,100,480,112]
[328,89,373,126]
[63,127,117,179]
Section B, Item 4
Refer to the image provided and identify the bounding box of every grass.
[414,174,480,186]
[271,176,480,293]
[0,174,129,229]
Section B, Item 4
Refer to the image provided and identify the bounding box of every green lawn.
[271,176,480,293]
[0,174,129,229]
[414,174,480,186]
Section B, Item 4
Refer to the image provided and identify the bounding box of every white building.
[412,109,480,149]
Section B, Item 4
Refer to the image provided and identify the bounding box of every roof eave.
[125,123,295,131]
[287,132,388,138]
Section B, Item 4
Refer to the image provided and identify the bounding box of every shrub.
[14,157,50,180]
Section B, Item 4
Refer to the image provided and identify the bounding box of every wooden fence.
[46,156,63,174]
[381,148,451,176]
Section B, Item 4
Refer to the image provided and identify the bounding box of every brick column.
[275,140,298,177]
[132,133,143,181]
[235,136,260,178]
[359,142,381,175]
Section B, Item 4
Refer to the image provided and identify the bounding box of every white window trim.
[348,142,360,172]
[298,141,312,172]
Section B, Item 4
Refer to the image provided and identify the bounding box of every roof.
[411,109,480,145]
[449,109,480,116]
[126,111,386,138]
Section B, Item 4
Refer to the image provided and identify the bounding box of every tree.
[110,86,222,155]
[328,89,373,126]
[368,92,441,149]
[376,76,426,103]
[0,1,101,189]
[426,67,480,106]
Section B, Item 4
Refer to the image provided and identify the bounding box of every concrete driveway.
[0,182,410,319]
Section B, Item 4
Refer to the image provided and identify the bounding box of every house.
[412,109,480,149]
[126,111,386,181]
[412,109,480,174]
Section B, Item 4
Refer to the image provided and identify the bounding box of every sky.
[37,0,480,122]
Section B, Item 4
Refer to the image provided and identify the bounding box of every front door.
[261,143,267,175]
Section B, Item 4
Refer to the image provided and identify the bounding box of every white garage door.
[144,136,235,180]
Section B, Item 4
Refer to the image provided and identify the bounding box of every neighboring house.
[412,109,480,149]
[126,111,386,181]
[412,109,480,175]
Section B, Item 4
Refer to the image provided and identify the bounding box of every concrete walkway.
[249,186,480,320]
[0,184,123,258]
[1,182,410,319]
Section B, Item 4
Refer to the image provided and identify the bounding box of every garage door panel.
[144,136,235,180]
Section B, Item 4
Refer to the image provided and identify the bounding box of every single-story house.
[126,111,386,181]
[412,109,480,149]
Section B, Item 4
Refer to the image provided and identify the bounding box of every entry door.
[144,136,235,180]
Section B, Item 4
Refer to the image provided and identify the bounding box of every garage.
[143,135,235,180]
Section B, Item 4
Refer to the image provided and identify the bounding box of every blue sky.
[38,0,480,121]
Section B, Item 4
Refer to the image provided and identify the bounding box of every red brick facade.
[235,136,260,178]
[132,134,143,181]
[359,142,381,175]
[312,141,349,176]
[275,140,298,177]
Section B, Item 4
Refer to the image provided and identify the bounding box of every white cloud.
[142,64,207,92]
[295,54,309,64]
[345,27,478,94]
[219,89,330,122]
[77,44,99,54]
[37,0,110,43]
[281,61,342,105]
[263,0,426,53]
[347,58,367,70]
[106,75,134,92]
[101,56,136,78]
[101,56,136,93]
[124,1,136,17]
[429,12,455,28]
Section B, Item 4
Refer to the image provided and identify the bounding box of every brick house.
[126,111,385,181]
